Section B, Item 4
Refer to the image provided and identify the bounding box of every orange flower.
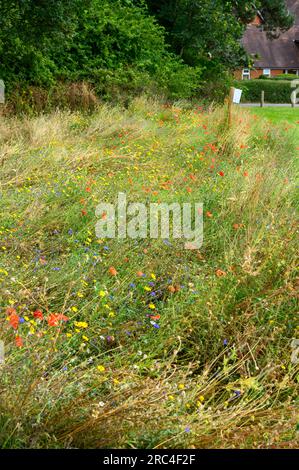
[15,336,23,348]
[108,266,118,276]
[168,285,180,293]
[150,314,161,321]
[137,271,144,277]
[6,307,16,315]
[206,211,213,218]
[48,314,57,326]
[57,313,69,322]
[8,309,19,330]
[47,313,69,327]
[216,269,227,277]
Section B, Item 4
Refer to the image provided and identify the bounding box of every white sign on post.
[233,88,242,104]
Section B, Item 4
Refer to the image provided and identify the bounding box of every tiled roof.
[242,0,299,69]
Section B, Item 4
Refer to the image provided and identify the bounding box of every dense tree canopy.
[141,0,294,67]
[0,0,294,100]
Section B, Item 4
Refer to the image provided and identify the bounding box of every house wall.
[234,69,286,80]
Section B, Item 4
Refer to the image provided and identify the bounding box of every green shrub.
[1,0,203,107]
[234,79,293,103]
[271,74,299,81]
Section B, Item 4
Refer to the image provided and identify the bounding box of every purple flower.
[68,229,73,235]
[223,339,228,346]
[185,426,191,433]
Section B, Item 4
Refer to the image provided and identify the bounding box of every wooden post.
[261,90,264,107]
[228,87,234,128]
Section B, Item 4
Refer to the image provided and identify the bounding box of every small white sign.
[233,88,242,104]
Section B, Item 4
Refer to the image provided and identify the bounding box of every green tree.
[0,0,82,88]
[141,0,294,68]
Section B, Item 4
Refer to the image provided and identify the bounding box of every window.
[263,68,271,77]
[242,68,251,80]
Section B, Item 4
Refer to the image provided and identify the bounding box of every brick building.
[236,0,299,80]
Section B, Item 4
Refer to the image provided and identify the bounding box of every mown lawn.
[0,99,298,449]
[249,106,299,126]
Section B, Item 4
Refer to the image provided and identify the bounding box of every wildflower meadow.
[0,98,298,449]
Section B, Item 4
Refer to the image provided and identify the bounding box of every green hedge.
[258,74,298,81]
[270,74,298,81]
[234,80,293,103]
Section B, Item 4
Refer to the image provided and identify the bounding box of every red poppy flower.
[219,171,225,177]
[33,310,43,320]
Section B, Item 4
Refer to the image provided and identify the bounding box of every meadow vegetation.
[0,98,298,448]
